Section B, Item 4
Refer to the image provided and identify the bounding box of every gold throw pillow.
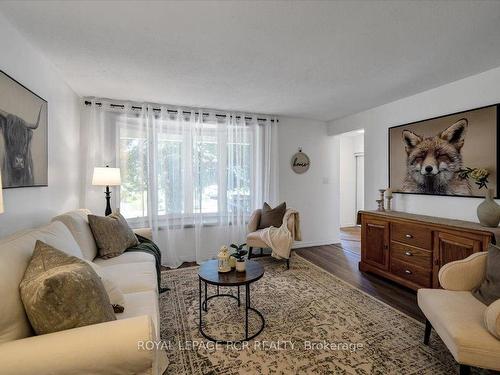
[88,212,139,259]
[19,241,116,335]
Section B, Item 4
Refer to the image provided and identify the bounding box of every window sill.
[126,214,250,230]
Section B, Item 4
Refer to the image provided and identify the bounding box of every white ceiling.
[1,1,500,121]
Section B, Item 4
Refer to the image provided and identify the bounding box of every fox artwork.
[401,119,470,195]
[389,104,498,197]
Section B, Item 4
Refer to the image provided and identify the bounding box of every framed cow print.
[389,104,499,198]
[0,70,48,188]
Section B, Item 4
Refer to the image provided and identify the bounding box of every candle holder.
[378,189,386,200]
[386,196,393,211]
[376,199,385,212]
[377,189,386,211]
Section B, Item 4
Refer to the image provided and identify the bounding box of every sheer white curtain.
[80,101,121,216]
[81,99,278,267]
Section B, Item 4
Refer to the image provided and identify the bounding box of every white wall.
[339,135,355,226]
[328,66,500,222]
[278,117,340,247]
[0,14,80,237]
[339,132,364,227]
[353,134,364,154]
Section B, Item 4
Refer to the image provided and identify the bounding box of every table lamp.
[0,173,4,214]
[92,166,121,216]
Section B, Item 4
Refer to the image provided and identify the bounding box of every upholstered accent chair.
[417,252,500,375]
[246,208,297,269]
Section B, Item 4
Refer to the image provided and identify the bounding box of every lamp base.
[105,186,112,216]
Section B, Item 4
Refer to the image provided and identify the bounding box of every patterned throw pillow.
[88,212,139,259]
[19,241,116,335]
[258,202,287,229]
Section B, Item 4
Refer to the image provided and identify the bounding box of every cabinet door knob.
[404,269,412,275]
[404,251,413,256]
[405,234,413,239]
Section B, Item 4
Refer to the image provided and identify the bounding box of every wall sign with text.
[291,150,310,174]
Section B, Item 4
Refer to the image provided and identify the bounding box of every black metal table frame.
[198,277,265,343]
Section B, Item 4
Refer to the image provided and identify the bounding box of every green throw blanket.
[125,235,168,293]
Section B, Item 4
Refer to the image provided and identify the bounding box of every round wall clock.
[291,150,310,174]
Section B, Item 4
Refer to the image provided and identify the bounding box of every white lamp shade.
[92,167,121,186]
[0,174,4,214]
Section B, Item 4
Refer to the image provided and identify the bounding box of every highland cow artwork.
[0,71,48,188]
[389,104,499,197]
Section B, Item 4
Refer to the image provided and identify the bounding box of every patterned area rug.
[159,255,485,374]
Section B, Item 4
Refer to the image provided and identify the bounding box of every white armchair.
[246,208,297,269]
[417,252,500,374]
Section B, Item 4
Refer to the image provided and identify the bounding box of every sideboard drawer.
[391,241,432,269]
[391,258,431,288]
[391,222,432,249]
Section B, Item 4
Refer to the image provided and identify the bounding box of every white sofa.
[0,209,168,375]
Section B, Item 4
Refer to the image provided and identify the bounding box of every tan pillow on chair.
[88,212,139,259]
[20,241,116,335]
[484,299,500,339]
[258,202,286,229]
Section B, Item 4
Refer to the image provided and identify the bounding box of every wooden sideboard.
[358,210,496,291]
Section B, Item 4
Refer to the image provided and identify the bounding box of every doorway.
[338,129,364,255]
[355,153,364,215]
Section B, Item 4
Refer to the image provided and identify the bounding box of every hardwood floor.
[162,262,196,271]
[295,244,424,322]
[339,226,361,255]
[340,225,361,241]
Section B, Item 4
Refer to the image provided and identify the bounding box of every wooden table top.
[198,259,264,286]
[358,210,500,243]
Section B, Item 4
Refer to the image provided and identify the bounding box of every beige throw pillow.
[88,212,139,259]
[484,301,500,339]
[19,241,116,335]
[258,202,287,229]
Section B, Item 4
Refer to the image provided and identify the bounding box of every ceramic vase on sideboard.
[477,188,500,227]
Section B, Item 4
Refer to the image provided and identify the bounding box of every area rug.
[159,255,486,374]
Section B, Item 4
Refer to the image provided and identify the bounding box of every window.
[227,142,251,214]
[157,137,183,215]
[194,136,218,214]
[120,136,148,219]
[119,115,253,221]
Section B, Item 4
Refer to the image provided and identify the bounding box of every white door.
[355,154,364,218]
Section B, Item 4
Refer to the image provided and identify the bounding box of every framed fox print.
[0,70,48,189]
[389,104,499,198]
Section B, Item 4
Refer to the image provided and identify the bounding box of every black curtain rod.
[84,101,278,123]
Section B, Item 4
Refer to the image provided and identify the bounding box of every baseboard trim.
[340,223,357,228]
[292,239,339,249]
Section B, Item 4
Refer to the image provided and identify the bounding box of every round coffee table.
[198,259,265,343]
